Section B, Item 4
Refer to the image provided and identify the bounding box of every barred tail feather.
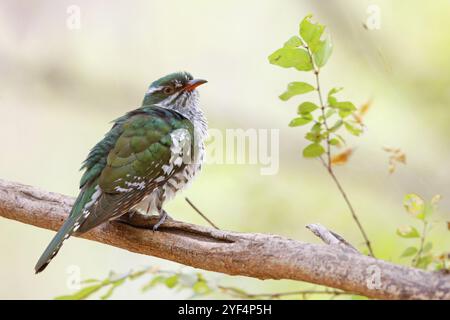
[34,184,99,273]
[34,215,80,273]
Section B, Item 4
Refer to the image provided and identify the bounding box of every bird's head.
[142,71,207,111]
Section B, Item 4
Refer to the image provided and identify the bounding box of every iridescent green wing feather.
[35,106,193,273]
[76,106,194,231]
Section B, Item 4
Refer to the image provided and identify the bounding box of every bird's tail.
[34,215,80,273]
[34,185,98,274]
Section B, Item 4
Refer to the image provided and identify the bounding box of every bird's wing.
[77,106,194,231]
[35,106,193,273]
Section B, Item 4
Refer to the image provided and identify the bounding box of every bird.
[35,71,208,273]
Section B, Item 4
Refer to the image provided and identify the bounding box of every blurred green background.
[0,0,449,299]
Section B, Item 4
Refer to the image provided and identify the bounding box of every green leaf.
[314,37,333,67]
[164,275,179,289]
[128,270,147,280]
[416,254,434,269]
[324,109,336,118]
[192,281,211,295]
[101,279,125,300]
[396,225,420,238]
[303,143,325,158]
[298,102,319,114]
[142,275,165,292]
[334,101,356,112]
[55,284,104,300]
[329,119,343,132]
[403,193,425,219]
[344,121,363,136]
[284,36,303,48]
[327,87,343,106]
[339,110,353,118]
[100,286,116,300]
[400,247,418,258]
[279,82,315,101]
[289,115,313,127]
[329,138,340,146]
[299,15,325,51]
[436,262,446,271]
[328,95,356,118]
[423,242,433,253]
[305,132,323,143]
[311,122,322,133]
[268,47,313,71]
[328,87,343,96]
[336,134,346,145]
[81,279,101,284]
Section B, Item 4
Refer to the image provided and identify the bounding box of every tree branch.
[0,178,449,300]
[306,223,360,254]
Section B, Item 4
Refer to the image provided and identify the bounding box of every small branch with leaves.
[398,193,449,271]
[268,15,374,256]
[57,264,353,300]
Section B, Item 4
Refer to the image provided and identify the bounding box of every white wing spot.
[84,185,102,211]
[125,181,146,190]
[173,157,183,167]
[114,186,132,193]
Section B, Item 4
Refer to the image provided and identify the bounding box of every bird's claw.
[152,210,171,231]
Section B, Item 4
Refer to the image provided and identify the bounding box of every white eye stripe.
[146,86,163,95]
[148,85,179,95]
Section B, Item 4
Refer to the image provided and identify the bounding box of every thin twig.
[304,43,375,257]
[185,197,220,229]
[218,286,350,299]
[413,220,428,267]
[327,168,374,256]
[305,45,331,169]
[306,223,360,254]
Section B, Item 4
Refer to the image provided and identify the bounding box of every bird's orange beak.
[184,79,207,92]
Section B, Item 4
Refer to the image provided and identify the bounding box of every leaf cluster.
[397,194,448,271]
[55,267,212,300]
[268,15,363,159]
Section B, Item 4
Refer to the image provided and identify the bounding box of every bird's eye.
[163,86,175,95]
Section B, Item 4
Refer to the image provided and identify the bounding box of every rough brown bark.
[0,178,449,300]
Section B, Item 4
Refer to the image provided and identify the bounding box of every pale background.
[0,0,449,299]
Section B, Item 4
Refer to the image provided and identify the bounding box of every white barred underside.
[135,127,205,215]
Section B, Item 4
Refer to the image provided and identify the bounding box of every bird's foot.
[116,209,173,231]
[153,210,172,232]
